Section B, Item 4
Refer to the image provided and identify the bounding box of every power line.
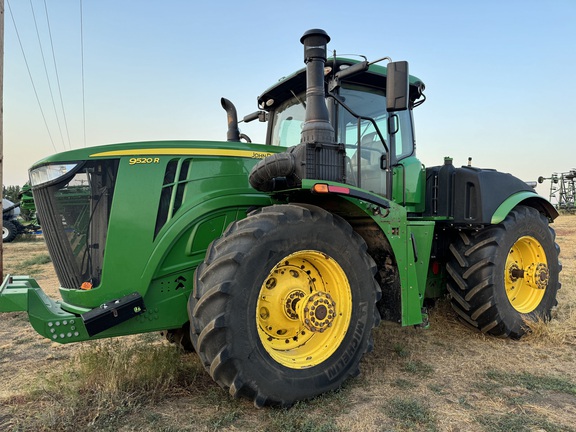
[43,0,72,149]
[6,0,57,153]
[29,0,65,150]
[80,0,86,147]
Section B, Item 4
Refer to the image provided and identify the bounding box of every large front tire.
[188,204,380,407]
[446,206,561,338]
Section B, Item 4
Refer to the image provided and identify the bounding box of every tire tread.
[446,206,561,339]
[188,204,380,406]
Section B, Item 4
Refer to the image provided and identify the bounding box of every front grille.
[34,186,83,288]
[32,160,119,289]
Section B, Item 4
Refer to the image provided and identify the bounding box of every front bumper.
[0,275,89,343]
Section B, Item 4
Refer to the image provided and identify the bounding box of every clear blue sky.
[4,0,576,199]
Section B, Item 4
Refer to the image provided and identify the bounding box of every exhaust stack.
[221,98,241,142]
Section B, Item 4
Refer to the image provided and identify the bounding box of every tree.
[2,185,21,204]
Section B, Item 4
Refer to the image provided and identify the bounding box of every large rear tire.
[188,204,381,407]
[446,206,561,338]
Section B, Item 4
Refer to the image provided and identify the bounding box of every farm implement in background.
[539,169,576,212]
[2,184,40,242]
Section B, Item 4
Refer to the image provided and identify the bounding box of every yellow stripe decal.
[89,148,274,159]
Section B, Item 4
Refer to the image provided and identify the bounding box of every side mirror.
[386,61,409,112]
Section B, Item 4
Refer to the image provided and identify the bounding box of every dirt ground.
[0,216,575,431]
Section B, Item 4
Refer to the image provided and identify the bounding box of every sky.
[4,0,576,199]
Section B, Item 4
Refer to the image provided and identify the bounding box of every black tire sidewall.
[2,220,18,242]
[223,212,377,400]
[487,209,559,332]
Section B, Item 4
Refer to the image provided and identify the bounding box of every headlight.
[29,163,79,186]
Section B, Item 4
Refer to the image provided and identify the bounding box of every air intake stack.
[249,29,345,192]
[299,29,335,145]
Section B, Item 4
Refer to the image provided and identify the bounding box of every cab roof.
[257,57,425,111]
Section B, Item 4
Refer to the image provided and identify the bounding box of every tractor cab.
[253,57,426,209]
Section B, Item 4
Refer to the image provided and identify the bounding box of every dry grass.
[1,215,576,431]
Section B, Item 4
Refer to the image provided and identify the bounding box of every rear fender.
[491,192,559,224]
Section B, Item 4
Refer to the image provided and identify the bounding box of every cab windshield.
[269,84,414,195]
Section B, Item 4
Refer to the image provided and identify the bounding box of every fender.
[491,191,559,224]
[425,164,552,225]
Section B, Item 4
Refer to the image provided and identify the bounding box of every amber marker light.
[312,182,390,210]
[312,183,351,195]
[312,183,330,193]
[80,282,93,290]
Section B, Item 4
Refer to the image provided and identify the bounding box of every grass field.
[0,215,575,431]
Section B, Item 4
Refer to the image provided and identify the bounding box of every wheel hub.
[534,263,550,290]
[256,250,352,369]
[284,290,306,320]
[509,263,523,281]
[298,291,336,333]
[505,235,549,313]
[508,261,549,290]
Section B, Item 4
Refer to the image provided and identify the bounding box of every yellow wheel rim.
[256,250,352,369]
[505,236,549,313]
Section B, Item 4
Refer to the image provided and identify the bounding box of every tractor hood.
[28,140,277,171]
[27,140,283,292]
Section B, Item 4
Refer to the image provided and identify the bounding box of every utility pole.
[0,0,4,281]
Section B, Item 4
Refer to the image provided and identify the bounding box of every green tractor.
[3,184,41,242]
[0,29,560,407]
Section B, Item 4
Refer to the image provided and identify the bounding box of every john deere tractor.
[0,29,560,407]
